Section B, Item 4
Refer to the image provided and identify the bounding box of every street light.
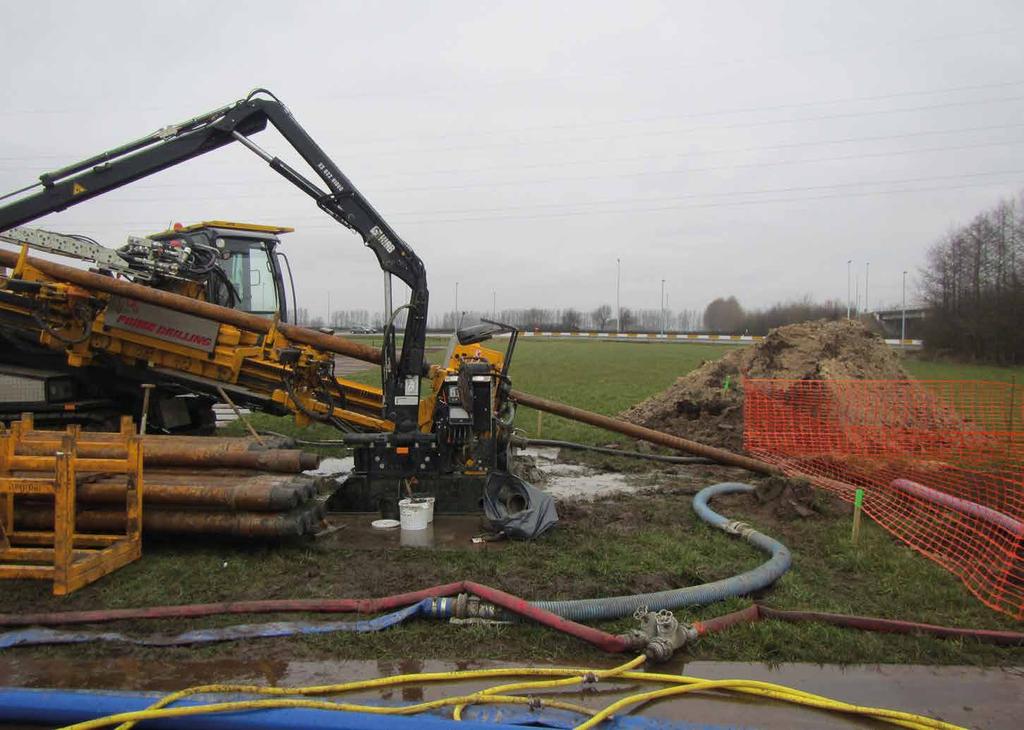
[864,261,870,314]
[492,290,496,319]
[454,281,459,329]
[846,259,852,319]
[616,258,621,334]
[901,270,908,343]
[660,279,666,335]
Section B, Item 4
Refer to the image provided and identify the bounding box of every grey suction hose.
[516,437,715,465]
[529,482,791,622]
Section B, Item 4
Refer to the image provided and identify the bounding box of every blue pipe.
[0,687,503,729]
[0,599,433,650]
[529,482,792,622]
[0,687,709,729]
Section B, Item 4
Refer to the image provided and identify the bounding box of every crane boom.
[0,89,426,429]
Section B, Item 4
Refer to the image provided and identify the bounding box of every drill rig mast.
[0,89,542,524]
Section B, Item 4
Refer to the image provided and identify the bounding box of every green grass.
[234,340,1024,447]
[14,340,1017,669]
[3,483,1020,667]
[901,353,1024,383]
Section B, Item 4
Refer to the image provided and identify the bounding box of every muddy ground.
[1,449,1021,671]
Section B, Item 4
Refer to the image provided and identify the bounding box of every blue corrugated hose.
[0,483,790,648]
[529,482,792,621]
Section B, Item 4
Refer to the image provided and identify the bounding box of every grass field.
[254,341,1024,448]
[3,340,1022,670]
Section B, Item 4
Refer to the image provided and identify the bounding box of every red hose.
[0,580,633,654]
[3,590,1021,651]
[757,605,1024,646]
[692,604,760,636]
[0,582,467,628]
[464,581,632,653]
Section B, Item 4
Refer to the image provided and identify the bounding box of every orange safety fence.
[743,378,1024,619]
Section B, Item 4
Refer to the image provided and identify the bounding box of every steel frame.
[0,414,142,595]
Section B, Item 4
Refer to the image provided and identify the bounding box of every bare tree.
[921,190,1024,362]
[618,307,635,331]
[591,304,612,331]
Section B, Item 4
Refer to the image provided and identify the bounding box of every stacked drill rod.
[13,435,327,539]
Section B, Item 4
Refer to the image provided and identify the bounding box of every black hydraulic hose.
[517,437,715,465]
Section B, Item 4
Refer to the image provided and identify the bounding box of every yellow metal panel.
[150,221,295,237]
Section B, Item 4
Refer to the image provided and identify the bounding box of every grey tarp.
[482,471,558,540]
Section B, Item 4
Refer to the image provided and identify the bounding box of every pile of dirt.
[620,319,910,452]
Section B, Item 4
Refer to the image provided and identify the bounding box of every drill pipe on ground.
[509,389,780,476]
[1,246,775,472]
[69,472,317,512]
[0,248,384,365]
[14,501,327,538]
[14,440,319,473]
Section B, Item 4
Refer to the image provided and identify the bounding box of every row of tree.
[703,296,848,335]
[921,191,1024,363]
[295,298,848,335]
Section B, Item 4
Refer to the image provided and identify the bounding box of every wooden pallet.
[0,415,142,595]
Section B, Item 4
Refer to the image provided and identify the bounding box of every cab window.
[220,240,279,316]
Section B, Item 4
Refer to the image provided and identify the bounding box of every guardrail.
[499,331,920,347]
[344,331,923,347]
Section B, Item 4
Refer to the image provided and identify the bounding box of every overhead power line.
[76,137,1024,204]
[38,169,1024,231]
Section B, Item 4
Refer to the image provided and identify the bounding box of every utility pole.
[901,270,908,343]
[864,261,870,314]
[616,258,621,334]
[454,281,459,329]
[326,290,331,327]
[492,290,496,319]
[660,279,666,335]
[846,259,852,319]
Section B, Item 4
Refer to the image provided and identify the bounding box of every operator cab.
[148,221,296,322]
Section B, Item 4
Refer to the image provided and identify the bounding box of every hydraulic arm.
[0,89,534,521]
[0,89,426,430]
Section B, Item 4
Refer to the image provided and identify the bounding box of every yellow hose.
[452,654,646,721]
[69,655,964,730]
[70,693,593,730]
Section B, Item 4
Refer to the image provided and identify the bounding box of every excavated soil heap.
[620,319,909,452]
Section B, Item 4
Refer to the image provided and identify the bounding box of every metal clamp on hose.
[722,519,754,538]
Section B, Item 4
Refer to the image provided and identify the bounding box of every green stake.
[851,488,864,544]
[722,375,731,392]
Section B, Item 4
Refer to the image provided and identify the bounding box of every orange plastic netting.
[743,378,1024,619]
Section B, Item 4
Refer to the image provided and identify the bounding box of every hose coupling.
[722,519,754,538]
[633,607,697,662]
[448,592,499,620]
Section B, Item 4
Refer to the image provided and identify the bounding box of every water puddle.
[524,447,652,500]
[322,514,506,551]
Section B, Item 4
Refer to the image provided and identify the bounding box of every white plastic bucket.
[398,498,432,530]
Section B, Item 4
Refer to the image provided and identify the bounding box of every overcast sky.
[2,0,1023,322]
